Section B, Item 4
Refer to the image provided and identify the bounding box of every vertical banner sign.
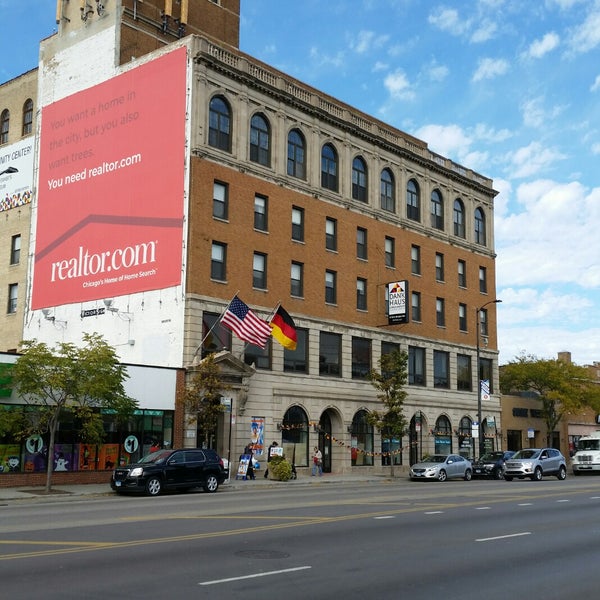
[387,280,409,325]
[32,47,187,309]
[480,379,490,402]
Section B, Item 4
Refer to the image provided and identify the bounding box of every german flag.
[270,305,297,350]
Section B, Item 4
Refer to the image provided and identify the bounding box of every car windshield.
[577,439,600,451]
[511,449,540,460]
[138,450,171,464]
[425,455,447,463]
[481,452,503,461]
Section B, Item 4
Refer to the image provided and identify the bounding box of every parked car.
[111,448,228,496]
[472,451,515,480]
[503,448,567,481]
[410,454,472,482]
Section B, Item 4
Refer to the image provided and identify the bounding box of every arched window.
[453,198,465,238]
[321,143,338,192]
[0,109,9,145]
[22,99,33,136]
[351,156,367,202]
[406,179,420,221]
[350,409,373,466]
[287,129,306,179]
[208,95,231,152]
[430,189,444,230]
[249,113,270,166]
[282,405,309,467]
[458,416,474,459]
[434,414,452,454]
[380,168,395,212]
[474,207,486,245]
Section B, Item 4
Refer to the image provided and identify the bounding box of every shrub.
[270,456,293,481]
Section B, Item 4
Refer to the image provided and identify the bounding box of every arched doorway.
[282,406,309,468]
[318,412,332,473]
[458,416,473,459]
[409,411,426,465]
[350,409,374,466]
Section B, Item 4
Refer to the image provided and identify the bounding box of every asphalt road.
[2,478,600,599]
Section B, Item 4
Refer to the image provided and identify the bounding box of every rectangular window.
[411,245,421,275]
[352,337,371,379]
[292,206,304,241]
[212,181,228,220]
[291,261,304,297]
[479,358,494,393]
[433,350,449,388]
[408,346,425,385]
[459,303,467,332]
[325,270,337,304]
[7,283,18,314]
[356,278,367,310]
[436,297,445,327]
[10,234,21,265]
[211,242,227,281]
[457,354,472,391]
[381,341,400,357]
[244,338,271,370]
[479,266,487,293]
[254,194,268,231]
[411,291,421,322]
[435,252,444,281]
[357,227,367,260]
[325,217,337,251]
[479,308,489,337]
[253,252,267,289]
[385,236,395,268]
[319,331,341,377]
[284,328,308,373]
[458,259,466,288]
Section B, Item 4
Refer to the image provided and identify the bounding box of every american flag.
[221,296,272,348]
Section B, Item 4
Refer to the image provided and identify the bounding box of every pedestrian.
[150,440,160,453]
[243,443,255,480]
[312,446,323,476]
[263,441,278,478]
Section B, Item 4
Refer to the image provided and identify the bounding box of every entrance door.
[319,412,332,473]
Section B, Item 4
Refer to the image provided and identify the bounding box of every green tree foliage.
[183,353,230,448]
[500,353,600,446]
[11,333,137,492]
[367,349,409,476]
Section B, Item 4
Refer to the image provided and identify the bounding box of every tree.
[367,349,409,476]
[183,353,231,449]
[11,333,137,492]
[500,353,600,446]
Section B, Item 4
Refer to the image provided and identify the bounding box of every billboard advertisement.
[32,47,187,309]
[387,280,409,325]
[0,137,34,212]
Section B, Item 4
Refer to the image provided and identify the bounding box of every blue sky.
[3,0,600,366]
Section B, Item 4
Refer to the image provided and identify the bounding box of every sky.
[2,0,600,366]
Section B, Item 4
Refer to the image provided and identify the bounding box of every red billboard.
[32,47,187,310]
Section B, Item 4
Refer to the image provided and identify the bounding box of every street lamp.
[476,299,502,459]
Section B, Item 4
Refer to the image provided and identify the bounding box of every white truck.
[572,431,600,475]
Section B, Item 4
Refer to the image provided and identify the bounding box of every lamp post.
[476,299,502,459]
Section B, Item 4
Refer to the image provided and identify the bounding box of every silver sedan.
[409,454,472,482]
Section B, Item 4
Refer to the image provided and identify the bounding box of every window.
[352,156,367,202]
[356,227,367,260]
[254,194,268,231]
[212,181,228,220]
[201,312,231,357]
[350,410,374,466]
[10,234,21,265]
[475,207,486,245]
[287,129,306,179]
[436,297,445,327]
[356,278,367,310]
[321,143,338,192]
[384,236,395,268]
[459,303,467,332]
[478,358,493,393]
[7,283,18,313]
[479,266,487,293]
[435,252,444,281]
[244,338,271,370]
[22,99,33,136]
[479,308,490,337]
[382,341,400,358]
[380,168,395,212]
[292,206,304,241]
[208,96,231,151]
[411,245,421,275]
[291,261,303,297]
[210,242,227,281]
[319,331,341,376]
[433,350,450,388]
[411,291,421,322]
[0,109,9,145]
[458,260,466,288]
[409,346,425,385]
[430,189,444,230]
[325,217,337,251]
[284,329,308,373]
[249,113,270,166]
[253,252,267,289]
[325,270,337,304]
[457,354,472,391]
[352,337,371,379]
[454,199,465,238]
[406,179,420,221]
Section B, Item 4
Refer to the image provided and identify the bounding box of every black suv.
[472,451,515,479]
[111,448,228,496]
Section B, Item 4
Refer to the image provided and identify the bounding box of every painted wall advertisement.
[387,280,409,325]
[32,47,187,309]
[0,136,34,212]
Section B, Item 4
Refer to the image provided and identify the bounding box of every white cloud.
[567,8,600,54]
[413,123,472,159]
[309,46,345,70]
[351,30,390,54]
[428,7,470,36]
[383,69,415,100]
[526,32,560,59]
[505,141,566,178]
[521,97,566,128]
[372,61,388,72]
[590,74,600,91]
[470,19,498,43]
[472,57,509,81]
[591,142,600,154]
[428,63,449,82]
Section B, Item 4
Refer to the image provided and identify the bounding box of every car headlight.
[522,461,533,469]
[425,467,437,473]
[129,467,143,477]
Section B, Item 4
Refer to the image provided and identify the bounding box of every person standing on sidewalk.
[312,446,323,476]
[263,441,278,478]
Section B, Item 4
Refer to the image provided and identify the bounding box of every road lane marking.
[374,516,395,519]
[199,566,311,586]
[424,511,444,514]
[556,499,570,503]
[475,507,491,510]
[476,532,531,542]
[518,503,533,506]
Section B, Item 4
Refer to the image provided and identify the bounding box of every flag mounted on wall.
[270,305,297,350]
[221,296,272,348]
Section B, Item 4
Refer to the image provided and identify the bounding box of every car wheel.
[493,468,504,480]
[532,467,543,481]
[145,477,162,496]
[504,475,513,481]
[464,469,472,481]
[557,465,567,480]
[204,474,219,493]
[438,469,447,482]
